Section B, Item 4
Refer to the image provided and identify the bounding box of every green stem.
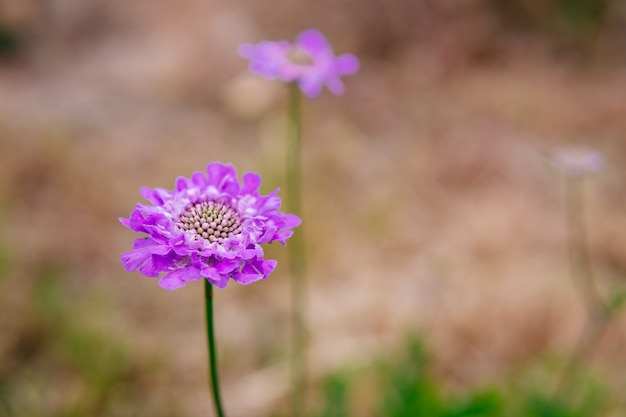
[554,310,610,398]
[554,176,608,398]
[287,83,302,217]
[205,280,226,417]
[565,177,602,311]
[287,83,307,417]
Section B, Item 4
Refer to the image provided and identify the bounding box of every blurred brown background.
[0,0,625,416]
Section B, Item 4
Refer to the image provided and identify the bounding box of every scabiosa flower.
[552,146,606,178]
[120,162,301,290]
[239,29,359,98]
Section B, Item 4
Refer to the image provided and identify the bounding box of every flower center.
[287,46,314,66]
[176,200,243,243]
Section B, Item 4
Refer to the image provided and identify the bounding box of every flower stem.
[205,279,226,417]
[554,176,608,397]
[287,82,307,417]
[565,177,602,311]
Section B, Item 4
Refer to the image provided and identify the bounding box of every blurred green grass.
[0,261,183,417]
[307,335,618,417]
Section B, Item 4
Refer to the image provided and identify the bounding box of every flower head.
[552,146,606,178]
[120,162,301,290]
[239,29,359,98]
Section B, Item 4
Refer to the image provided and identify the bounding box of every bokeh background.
[0,0,625,416]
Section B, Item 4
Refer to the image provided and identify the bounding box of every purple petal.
[175,176,190,191]
[216,244,239,259]
[132,237,163,251]
[141,214,173,239]
[239,246,263,260]
[211,275,231,289]
[140,187,169,205]
[299,75,323,98]
[334,54,359,75]
[240,41,290,79]
[206,162,231,183]
[254,259,277,276]
[121,238,166,271]
[215,259,240,274]
[126,209,146,232]
[191,171,207,187]
[255,193,282,213]
[169,235,196,256]
[152,252,186,271]
[120,249,151,271]
[241,172,262,195]
[259,224,279,243]
[232,264,264,285]
[325,75,346,95]
[238,43,256,59]
[200,265,230,288]
[158,266,201,290]
[275,229,294,245]
[282,214,302,228]
[296,29,331,56]
[139,258,160,277]
[206,162,239,193]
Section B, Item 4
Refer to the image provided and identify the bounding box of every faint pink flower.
[552,146,605,178]
[239,29,359,98]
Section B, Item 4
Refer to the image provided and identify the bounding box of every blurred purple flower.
[239,29,359,98]
[120,162,301,290]
[552,146,606,178]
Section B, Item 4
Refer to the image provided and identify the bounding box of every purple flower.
[552,146,606,178]
[239,29,359,98]
[120,162,301,290]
